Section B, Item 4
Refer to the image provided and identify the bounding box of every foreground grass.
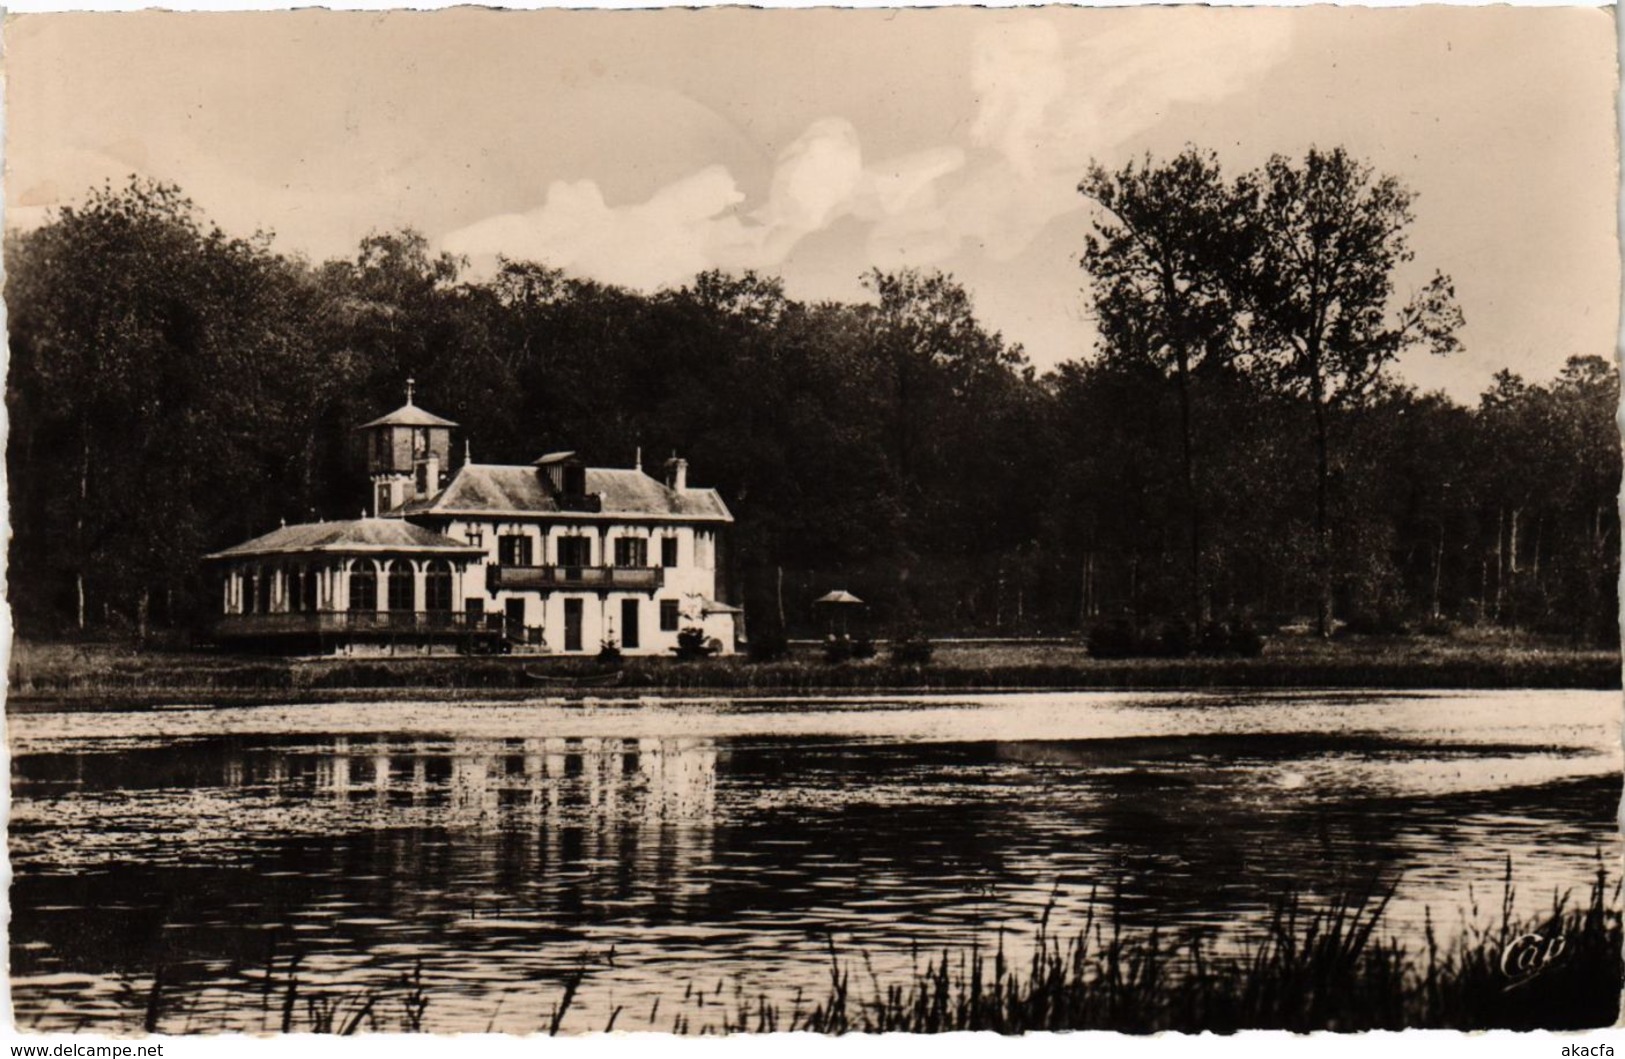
[8,632,1620,707]
[739,868,1622,1034]
[110,865,1621,1034]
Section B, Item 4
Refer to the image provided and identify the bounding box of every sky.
[4,6,1619,402]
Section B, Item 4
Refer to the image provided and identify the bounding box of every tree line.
[5,147,1618,646]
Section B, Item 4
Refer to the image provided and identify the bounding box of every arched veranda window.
[349,560,378,612]
[425,560,453,614]
[388,559,416,613]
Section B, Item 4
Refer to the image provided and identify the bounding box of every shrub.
[1197,621,1230,655]
[850,634,877,660]
[1158,619,1194,658]
[597,639,623,665]
[824,635,854,664]
[1340,607,1412,637]
[1088,617,1264,659]
[672,627,716,661]
[748,627,790,663]
[1227,619,1265,657]
[1086,620,1139,659]
[1417,615,1457,637]
[891,635,934,665]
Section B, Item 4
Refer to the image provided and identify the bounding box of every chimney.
[664,455,688,491]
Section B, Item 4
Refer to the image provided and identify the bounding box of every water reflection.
[9,692,1620,1034]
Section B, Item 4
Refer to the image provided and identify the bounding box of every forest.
[5,147,1619,647]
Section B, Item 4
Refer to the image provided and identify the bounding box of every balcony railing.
[485,565,663,593]
[214,611,485,639]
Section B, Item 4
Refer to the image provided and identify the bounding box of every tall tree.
[1244,148,1464,635]
[6,179,308,635]
[1078,148,1254,621]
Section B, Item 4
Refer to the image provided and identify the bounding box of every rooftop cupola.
[356,379,458,515]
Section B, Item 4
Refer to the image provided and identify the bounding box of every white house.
[207,386,741,655]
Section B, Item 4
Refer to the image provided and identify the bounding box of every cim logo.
[1499,930,1568,987]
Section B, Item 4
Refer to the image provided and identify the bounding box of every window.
[614,537,647,568]
[466,597,484,622]
[564,598,584,652]
[349,561,377,612]
[498,534,533,567]
[659,599,680,632]
[376,483,393,516]
[557,537,591,568]
[388,559,415,612]
[416,463,430,495]
[621,598,641,649]
[465,528,484,551]
[424,560,453,613]
[661,536,678,568]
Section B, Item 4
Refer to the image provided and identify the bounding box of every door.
[564,598,584,652]
[504,598,526,642]
[620,598,640,650]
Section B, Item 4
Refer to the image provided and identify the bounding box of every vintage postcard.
[2,4,1620,1047]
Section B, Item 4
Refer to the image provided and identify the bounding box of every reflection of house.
[206,384,741,654]
[291,734,719,913]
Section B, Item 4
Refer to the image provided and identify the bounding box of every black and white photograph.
[2,4,1621,1043]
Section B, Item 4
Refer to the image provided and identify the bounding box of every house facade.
[207,389,741,655]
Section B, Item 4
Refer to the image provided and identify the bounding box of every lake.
[9,689,1620,1033]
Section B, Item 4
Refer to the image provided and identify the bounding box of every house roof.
[205,518,483,561]
[355,402,459,430]
[397,464,733,522]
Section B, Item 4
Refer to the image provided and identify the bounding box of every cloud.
[970,21,1067,179]
[440,14,1294,288]
[442,166,745,289]
[934,15,1295,262]
[444,118,868,289]
[754,118,865,247]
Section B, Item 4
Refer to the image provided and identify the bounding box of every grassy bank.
[742,865,1623,1034]
[113,865,1621,1034]
[7,632,1619,709]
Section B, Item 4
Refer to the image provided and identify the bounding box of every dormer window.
[563,464,586,496]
